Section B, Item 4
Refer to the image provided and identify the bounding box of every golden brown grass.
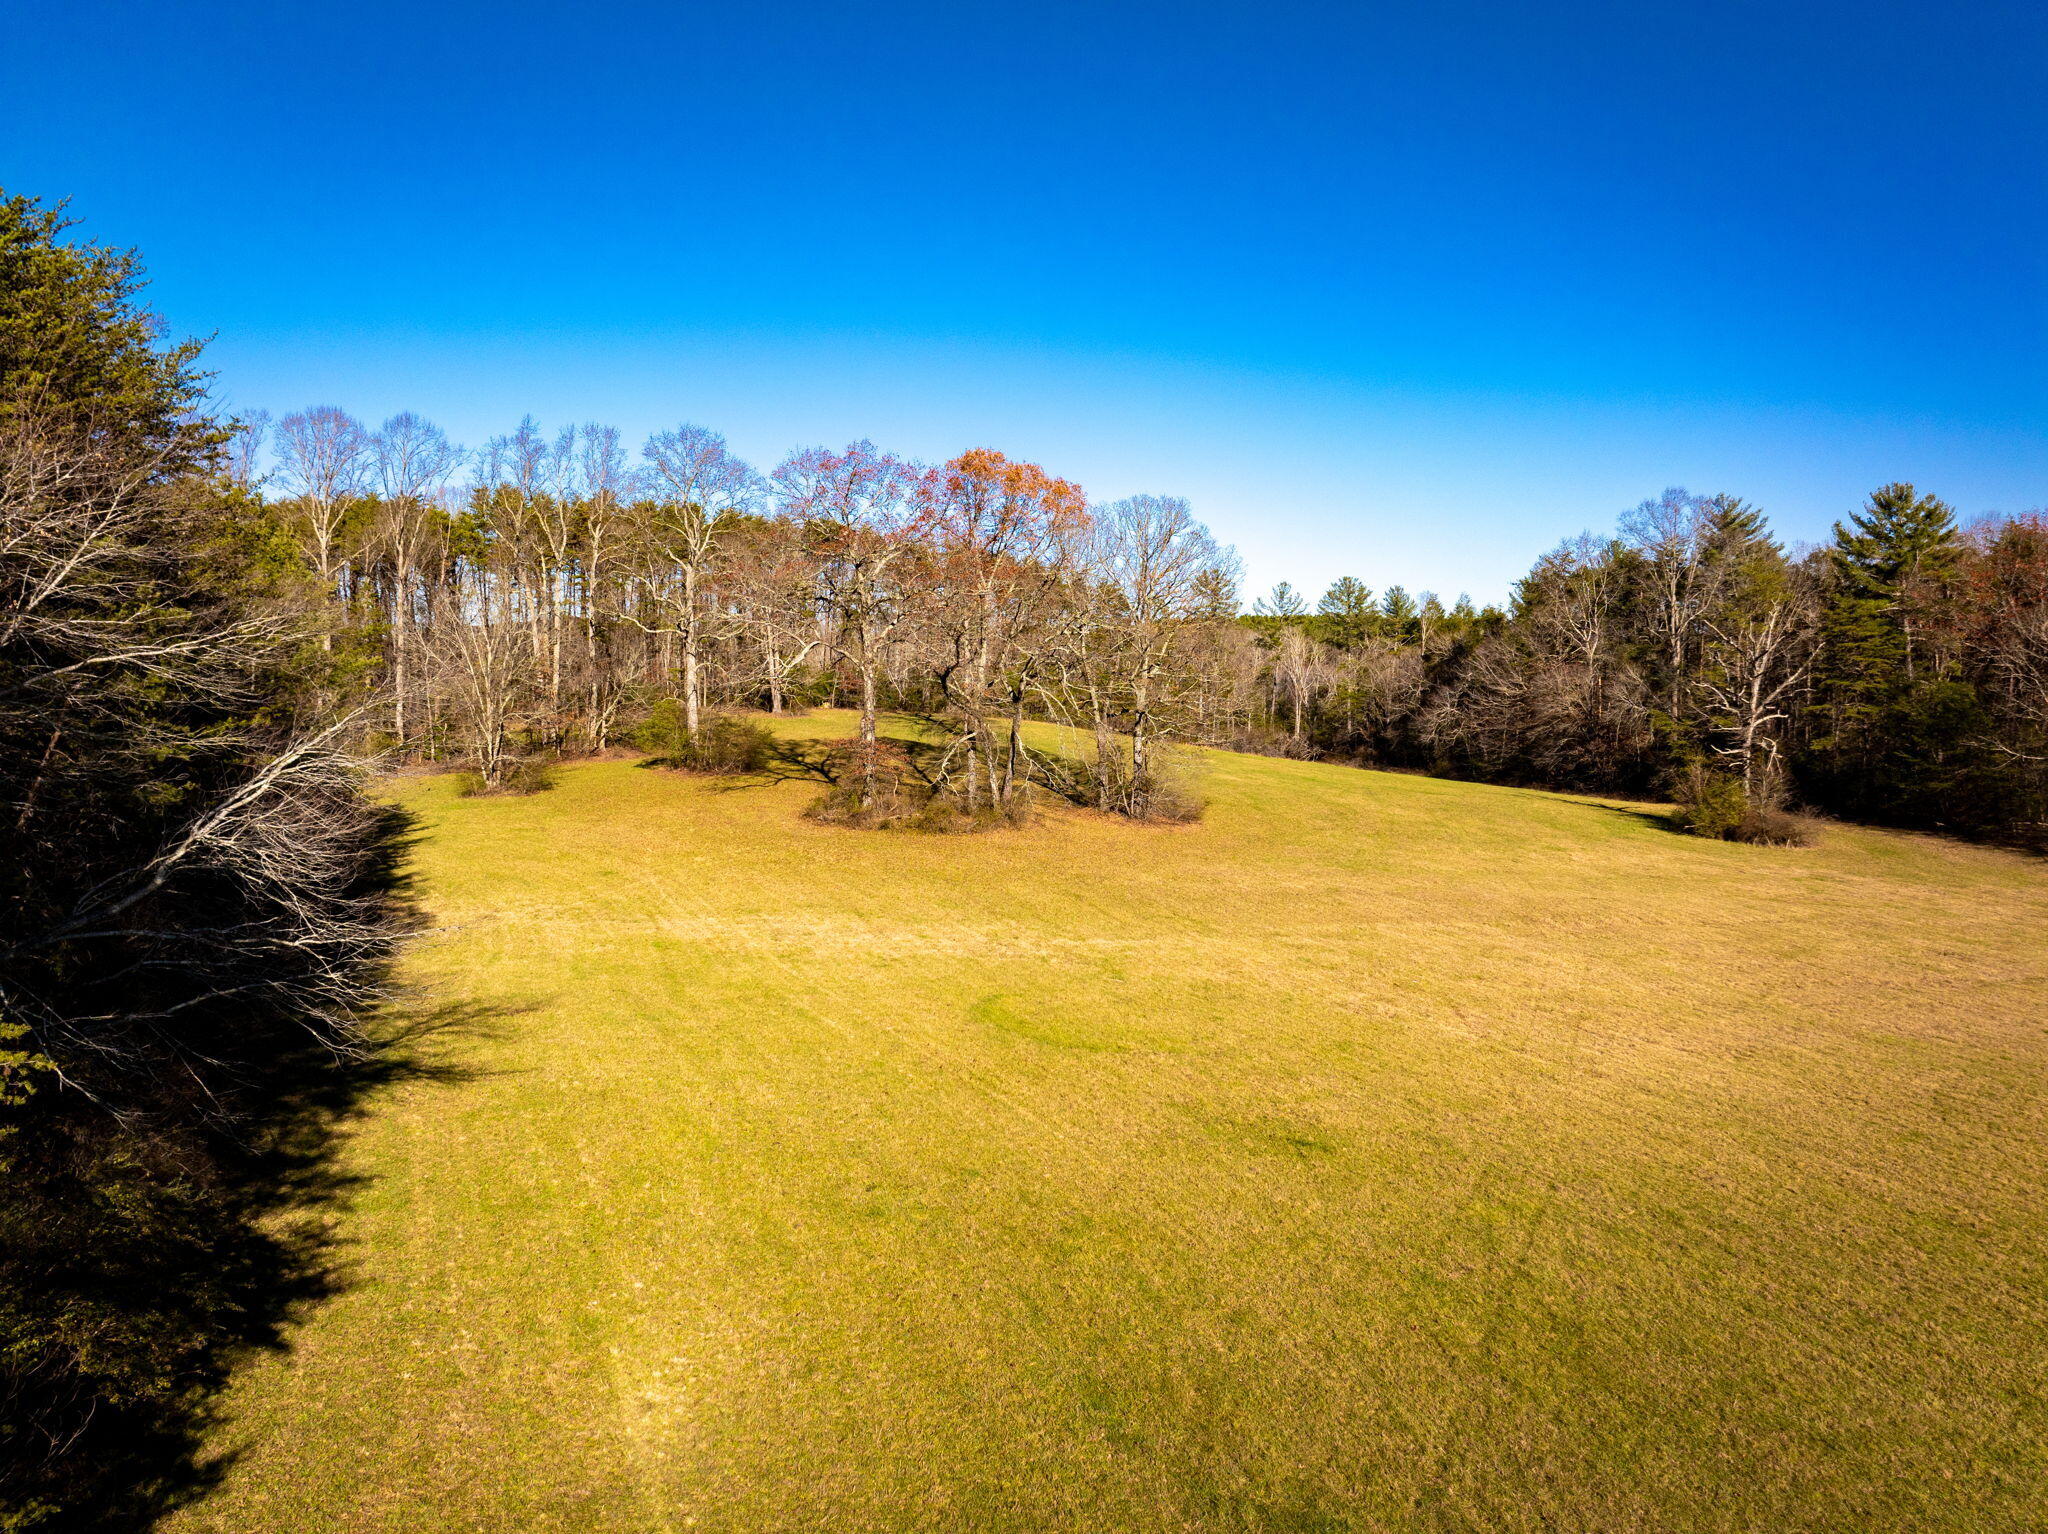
[170,712,2048,1532]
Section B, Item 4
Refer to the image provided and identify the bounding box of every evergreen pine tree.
[1807,483,1982,822]
[1314,576,1376,647]
[1378,584,1419,641]
[1821,482,1961,713]
[1704,494,1773,559]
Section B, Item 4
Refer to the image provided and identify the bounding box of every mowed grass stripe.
[170,713,2048,1532]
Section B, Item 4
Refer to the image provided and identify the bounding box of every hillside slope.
[172,714,2048,1533]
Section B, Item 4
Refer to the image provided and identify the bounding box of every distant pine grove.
[241,404,2047,846]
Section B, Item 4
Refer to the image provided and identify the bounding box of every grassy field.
[170,712,2048,1533]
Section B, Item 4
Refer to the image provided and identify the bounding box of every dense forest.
[239,405,2047,846]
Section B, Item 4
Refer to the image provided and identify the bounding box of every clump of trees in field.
[0,193,415,1527]
[239,417,1239,823]
[244,394,2047,846]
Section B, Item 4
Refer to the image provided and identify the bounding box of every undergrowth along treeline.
[249,405,2047,844]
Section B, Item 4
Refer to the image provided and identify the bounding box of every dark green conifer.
[1820,482,1961,724]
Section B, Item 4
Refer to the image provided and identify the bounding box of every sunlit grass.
[172,712,2048,1532]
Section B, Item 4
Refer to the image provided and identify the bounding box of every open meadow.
[170,712,2048,1533]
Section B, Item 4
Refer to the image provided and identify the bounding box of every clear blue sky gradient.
[7,0,2044,601]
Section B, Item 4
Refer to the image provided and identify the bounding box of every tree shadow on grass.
[674,732,934,792]
[631,737,842,791]
[751,735,846,786]
[715,730,1101,806]
[0,989,509,1532]
[1587,801,1690,837]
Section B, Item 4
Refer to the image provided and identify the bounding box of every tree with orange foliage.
[920,448,1089,812]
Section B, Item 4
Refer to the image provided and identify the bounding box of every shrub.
[505,758,559,795]
[636,704,775,775]
[908,794,1034,834]
[1733,803,1816,847]
[1072,742,1208,823]
[803,740,921,828]
[1672,765,1815,846]
[1129,771,1207,824]
[1672,766,1748,840]
[630,699,687,757]
[679,715,776,774]
[801,741,1026,832]
[455,757,557,798]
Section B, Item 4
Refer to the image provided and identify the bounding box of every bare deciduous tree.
[921,448,1087,810]
[1077,494,1237,815]
[773,441,929,799]
[372,412,463,748]
[274,406,371,645]
[641,424,762,734]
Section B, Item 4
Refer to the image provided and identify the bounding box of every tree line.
[248,407,2046,845]
[1234,486,2048,848]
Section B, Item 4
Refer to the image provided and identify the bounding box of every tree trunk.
[393,636,407,747]
[1003,691,1024,806]
[549,601,563,726]
[391,544,412,750]
[1131,672,1152,814]
[682,562,702,736]
[585,552,603,748]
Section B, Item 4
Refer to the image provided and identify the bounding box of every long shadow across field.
[3,994,501,1530]
[637,735,843,789]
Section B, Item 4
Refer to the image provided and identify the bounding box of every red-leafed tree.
[920,448,1088,812]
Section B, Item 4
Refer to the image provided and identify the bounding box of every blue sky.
[7,0,2044,602]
